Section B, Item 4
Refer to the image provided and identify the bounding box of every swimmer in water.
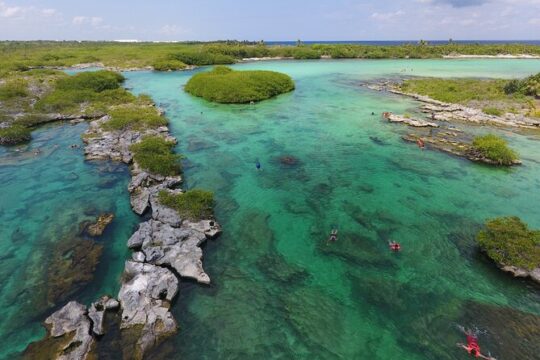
[456,327,496,359]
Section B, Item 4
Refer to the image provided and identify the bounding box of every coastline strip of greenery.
[2,41,540,75]
[185,66,295,103]
[472,134,519,165]
[158,189,214,221]
[477,216,540,270]
[130,135,182,176]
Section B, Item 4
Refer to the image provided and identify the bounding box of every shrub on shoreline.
[158,189,214,221]
[152,59,187,71]
[482,107,503,116]
[477,216,540,270]
[0,125,31,144]
[103,106,167,131]
[130,135,181,176]
[472,134,518,165]
[36,71,127,113]
[185,66,295,103]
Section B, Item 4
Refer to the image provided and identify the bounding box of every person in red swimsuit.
[389,241,401,252]
[457,328,496,359]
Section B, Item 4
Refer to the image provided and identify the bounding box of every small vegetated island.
[184,66,295,103]
[477,217,540,283]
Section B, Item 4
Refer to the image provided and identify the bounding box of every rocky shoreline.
[368,83,540,129]
[25,107,221,359]
[498,264,540,283]
[401,132,522,166]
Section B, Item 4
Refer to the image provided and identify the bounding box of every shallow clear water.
[1,59,540,359]
[125,59,540,359]
[0,123,139,359]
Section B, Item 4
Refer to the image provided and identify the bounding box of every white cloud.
[42,9,57,17]
[371,10,405,21]
[0,2,22,18]
[529,17,540,25]
[159,24,190,36]
[0,1,59,20]
[72,16,103,26]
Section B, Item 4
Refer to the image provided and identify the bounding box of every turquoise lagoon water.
[1,59,540,359]
[0,123,139,358]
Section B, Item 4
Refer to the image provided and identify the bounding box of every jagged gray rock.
[130,187,150,215]
[501,265,540,284]
[88,295,119,336]
[45,301,95,359]
[118,261,178,356]
[184,219,222,238]
[149,190,183,227]
[129,219,212,284]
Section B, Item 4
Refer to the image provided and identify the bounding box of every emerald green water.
[1,59,539,359]
[126,59,540,359]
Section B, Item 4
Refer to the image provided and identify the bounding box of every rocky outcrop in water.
[24,301,96,360]
[382,112,439,127]
[28,97,220,359]
[83,111,219,356]
[118,261,179,357]
[367,83,540,129]
[498,265,540,283]
[401,132,522,166]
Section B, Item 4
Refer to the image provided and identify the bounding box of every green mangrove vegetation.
[152,59,188,71]
[158,189,214,221]
[477,216,540,270]
[0,69,162,144]
[130,136,182,176]
[0,124,31,145]
[185,66,295,103]
[103,105,167,131]
[472,134,519,165]
[400,73,540,118]
[1,41,540,75]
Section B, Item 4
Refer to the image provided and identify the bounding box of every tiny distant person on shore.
[456,327,496,359]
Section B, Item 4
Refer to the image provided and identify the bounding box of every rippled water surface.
[2,59,540,359]
[126,59,540,359]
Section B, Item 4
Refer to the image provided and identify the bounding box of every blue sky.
[1,0,539,40]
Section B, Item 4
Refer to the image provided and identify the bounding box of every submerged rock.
[278,155,299,166]
[118,261,178,359]
[24,301,95,360]
[47,237,103,304]
[85,213,115,236]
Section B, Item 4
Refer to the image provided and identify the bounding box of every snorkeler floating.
[457,328,496,359]
[328,228,338,242]
[389,241,401,252]
[255,160,261,170]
